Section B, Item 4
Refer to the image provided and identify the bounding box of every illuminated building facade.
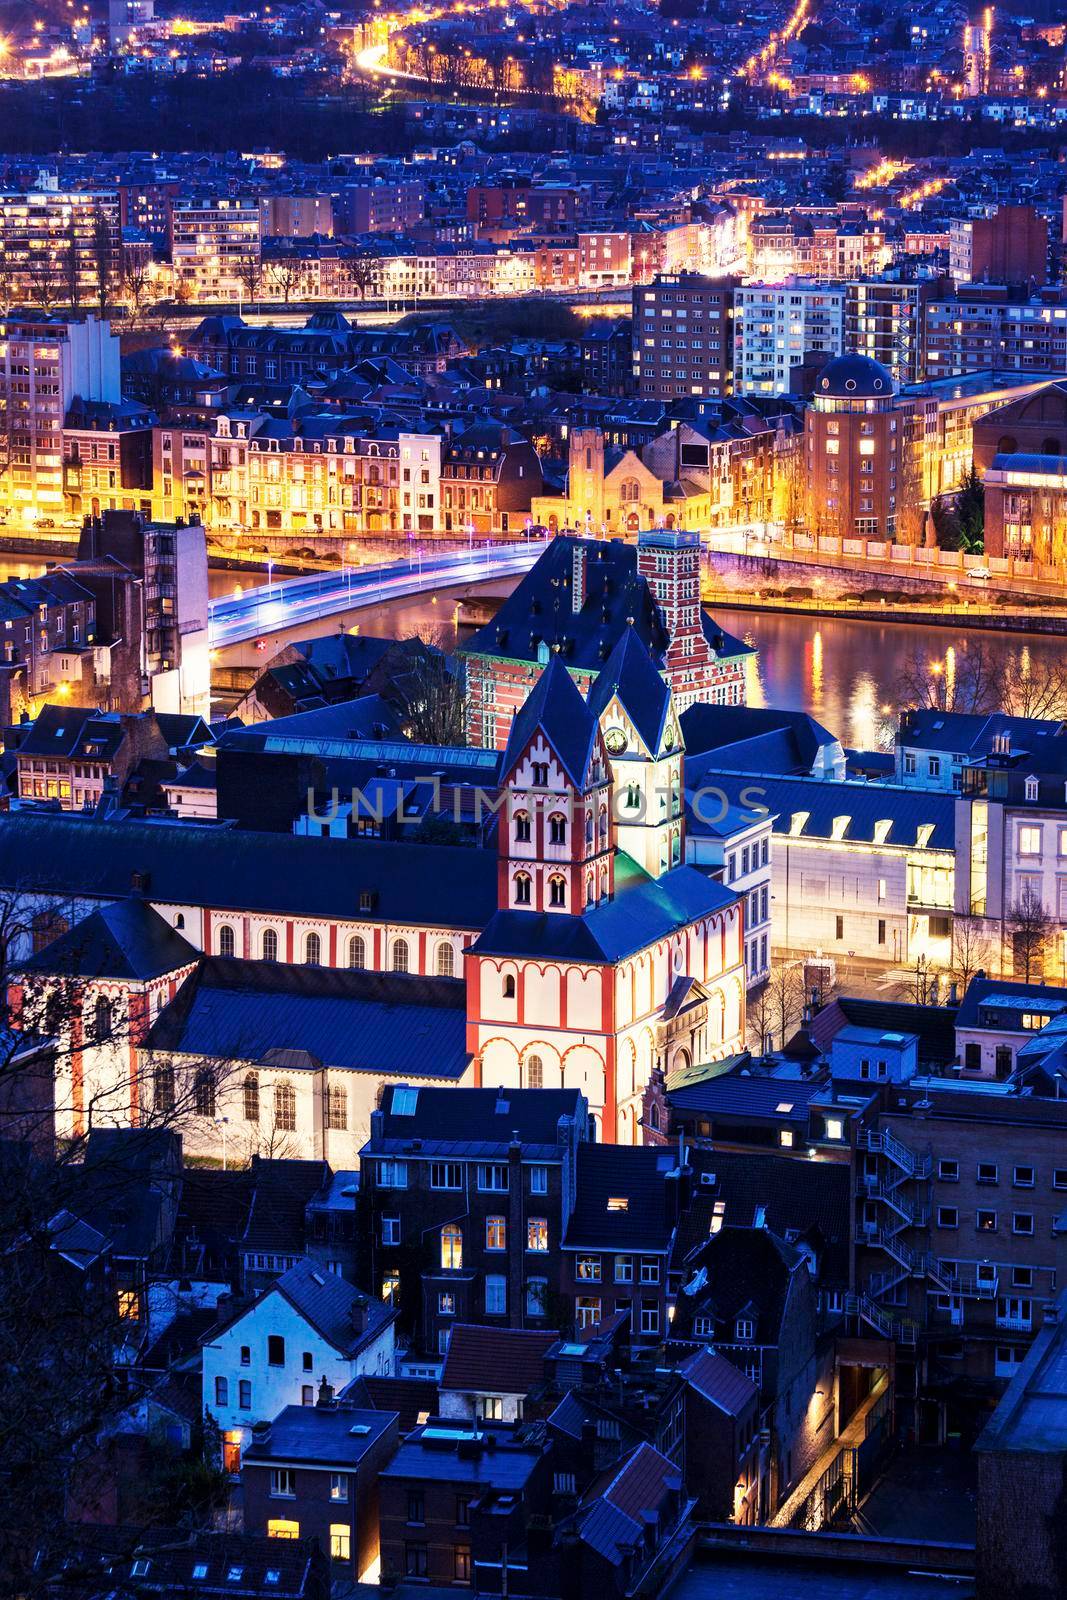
[0,315,120,528]
[169,197,262,302]
[804,353,914,541]
[734,283,845,397]
[844,281,930,387]
[0,190,121,309]
[632,273,738,400]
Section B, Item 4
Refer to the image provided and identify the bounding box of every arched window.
[514,872,531,906]
[586,873,595,906]
[620,477,640,502]
[218,924,235,957]
[997,435,1018,455]
[154,1063,175,1113]
[392,938,409,973]
[526,1053,543,1089]
[174,913,185,930]
[93,996,113,1042]
[585,811,593,844]
[549,875,566,907]
[194,1069,216,1119]
[437,942,454,977]
[649,1102,660,1131]
[243,1072,260,1123]
[1042,437,1061,456]
[262,928,278,962]
[325,1084,347,1130]
[348,935,365,970]
[275,1082,296,1132]
[626,782,640,811]
[549,813,566,845]
[305,932,321,966]
[441,1222,463,1270]
[503,974,516,999]
[599,805,608,839]
[514,810,531,843]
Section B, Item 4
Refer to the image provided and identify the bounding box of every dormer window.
[735,1317,755,1342]
[1025,775,1039,801]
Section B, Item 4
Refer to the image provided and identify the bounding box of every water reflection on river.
[711,605,1067,752]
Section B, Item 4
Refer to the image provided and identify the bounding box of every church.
[2,627,746,1158]
[460,526,755,749]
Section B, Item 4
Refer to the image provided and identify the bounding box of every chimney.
[350,1298,367,1336]
[251,1419,272,1446]
[317,1376,337,1409]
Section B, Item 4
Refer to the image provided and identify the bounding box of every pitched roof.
[0,815,500,930]
[586,626,673,755]
[678,1348,758,1415]
[500,653,599,788]
[147,957,471,1080]
[242,1158,331,1254]
[270,1257,394,1357]
[372,1083,584,1154]
[810,995,957,1067]
[440,1325,557,1396]
[470,857,736,965]
[577,1442,680,1567]
[18,898,198,981]
[564,1143,676,1251]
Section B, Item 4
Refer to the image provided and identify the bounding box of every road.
[207,538,547,650]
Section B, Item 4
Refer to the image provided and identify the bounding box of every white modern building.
[734,282,846,396]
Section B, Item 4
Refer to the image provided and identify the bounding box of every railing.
[861,1127,931,1180]
[207,537,550,648]
[847,1292,918,1347]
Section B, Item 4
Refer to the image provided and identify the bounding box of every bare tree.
[1006,884,1053,982]
[91,207,113,314]
[765,960,806,1050]
[63,212,81,310]
[950,914,991,998]
[999,655,1067,720]
[233,252,263,304]
[894,639,1000,714]
[347,254,375,300]
[397,634,466,745]
[27,254,62,313]
[265,255,303,305]
[121,259,154,326]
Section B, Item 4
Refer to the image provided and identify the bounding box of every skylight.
[775,1101,794,1113]
[607,1196,629,1211]
[392,1087,419,1116]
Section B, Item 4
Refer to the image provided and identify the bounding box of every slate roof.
[242,1404,395,1469]
[809,996,958,1068]
[577,1442,681,1568]
[17,704,127,760]
[897,708,1067,758]
[242,1158,331,1255]
[586,626,673,756]
[680,704,837,770]
[675,1146,851,1288]
[500,654,599,787]
[564,1143,676,1251]
[470,855,736,965]
[462,536,667,671]
[341,1375,439,1433]
[147,957,470,1080]
[266,1257,394,1357]
[372,1083,584,1153]
[19,899,199,981]
[673,1224,803,1347]
[440,1325,557,1396]
[954,973,1067,1032]
[0,815,500,930]
[52,1526,322,1598]
[666,1072,823,1124]
[687,770,956,850]
[678,1348,758,1416]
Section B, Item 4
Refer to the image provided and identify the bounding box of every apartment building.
[0,190,121,308]
[0,315,121,528]
[335,180,425,235]
[734,283,845,396]
[170,197,262,302]
[844,280,931,386]
[632,273,738,400]
[925,289,1067,378]
[804,353,915,541]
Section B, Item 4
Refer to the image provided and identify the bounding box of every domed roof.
[816,354,895,399]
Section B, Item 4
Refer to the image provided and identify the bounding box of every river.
[6,548,1062,752]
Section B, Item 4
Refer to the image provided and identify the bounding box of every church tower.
[587,627,684,878]
[497,654,615,914]
[567,428,606,529]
